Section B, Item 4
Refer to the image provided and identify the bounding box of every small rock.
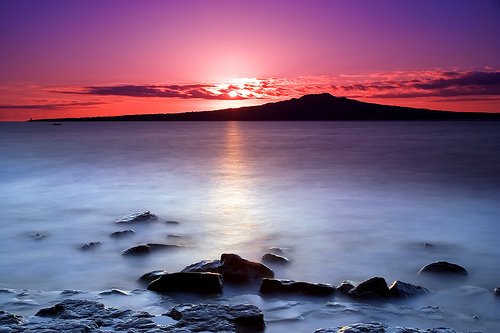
[181,259,222,273]
[348,277,390,299]
[494,287,500,295]
[138,270,167,284]
[220,253,274,283]
[389,280,428,298]
[418,261,468,275]
[262,253,290,264]
[110,229,135,238]
[336,281,355,294]
[31,232,48,240]
[0,310,26,326]
[165,220,180,225]
[99,288,129,296]
[80,241,101,250]
[167,234,182,238]
[260,278,334,296]
[115,211,158,224]
[122,243,180,256]
[315,322,386,333]
[60,290,83,296]
[424,242,436,248]
[147,272,223,294]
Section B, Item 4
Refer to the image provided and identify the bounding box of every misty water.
[1,121,499,332]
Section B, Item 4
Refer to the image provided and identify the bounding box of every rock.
[99,288,129,296]
[494,286,500,295]
[0,310,26,326]
[165,220,180,224]
[31,232,48,240]
[268,246,288,254]
[80,241,101,250]
[147,272,223,294]
[110,229,135,238]
[260,278,334,296]
[115,211,158,224]
[181,259,222,273]
[220,253,274,283]
[122,243,180,255]
[418,261,468,275]
[138,270,167,284]
[60,289,83,296]
[315,322,386,333]
[167,234,182,238]
[389,280,428,298]
[424,242,436,248]
[262,253,290,264]
[348,277,390,299]
[336,281,355,294]
[166,303,265,332]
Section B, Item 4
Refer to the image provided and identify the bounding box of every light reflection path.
[206,122,265,254]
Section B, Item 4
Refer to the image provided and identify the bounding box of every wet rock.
[0,310,26,326]
[315,322,386,333]
[262,253,290,264]
[122,243,180,255]
[336,281,355,294]
[165,220,180,225]
[348,277,390,299]
[60,289,83,296]
[389,280,428,298]
[418,261,468,275]
[221,253,274,283]
[31,232,48,240]
[99,288,129,296]
[167,234,182,238]
[424,242,436,248]
[147,272,223,294]
[260,278,334,296]
[494,286,500,295]
[138,270,167,284]
[110,229,136,238]
[115,211,158,224]
[80,241,101,250]
[181,259,222,273]
[166,303,265,332]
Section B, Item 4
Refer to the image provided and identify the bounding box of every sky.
[1,0,500,121]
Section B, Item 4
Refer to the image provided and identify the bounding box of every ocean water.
[1,121,499,332]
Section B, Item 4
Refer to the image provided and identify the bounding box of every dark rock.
[165,220,180,225]
[147,272,223,294]
[494,287,500,295]
[36,303,65,317]
[80,241,101,250]
[60,289,83,296]
[262,253,290,264]
[424,242,436,248]
[122,243,180,255]
[166,303,265,332]
[115,211,158,224]
[31,232,48,240]
[389,280,428,298]
[418,261,468,275]
[167,234,182,238]
[138,270,167,284]
[99,288,129,296]
[336,281,355,294]
[181,259,222,273]
[220,253,274,283]
[315,322,386,333]
[110,229,135,238]
[348,277,390,299]
[0,310,26,325]
[260,278,334,296]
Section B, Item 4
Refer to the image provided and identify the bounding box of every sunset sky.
[1,0,500,121]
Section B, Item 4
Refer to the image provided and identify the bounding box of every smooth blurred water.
[1,121,499,331]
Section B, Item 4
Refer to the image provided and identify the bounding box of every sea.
[0,121,499,332]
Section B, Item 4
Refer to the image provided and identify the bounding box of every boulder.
[220,253,274,283]
[122,243,180,255]
[260,278,334,296]
[147,272,223,294]
[348,277,390,299]
[138,270,167,284]
[115,211,158,224]
[166,303,265,332]
[262,253,290,264]
[181,259,222,273]
[110,229,135,238]
[389,280,428,298]
[99,288,129,296]
[494,287,500,296]
[418,261,468,275]
[336,281,355,294]
[80,241,101,250]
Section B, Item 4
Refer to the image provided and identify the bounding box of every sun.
[228,90,238,98]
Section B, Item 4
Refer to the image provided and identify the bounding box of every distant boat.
[51,123,62,126]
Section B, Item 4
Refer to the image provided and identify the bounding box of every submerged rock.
[31,232,48,240]
[260,278,334,296]
[181,259,222,273]
[80,241,101,250]
[221,253,274,283]
[165,220,180,225]
[315,322,386,333]
[122,243,180,255]
[494,286,500,296]
[336,281,355,294]
[110,229,136,238]
[348,277,390,299]
[389,280,428,298]
[115,211,158,224]
[147,272,223,294]
[99,288,129,296]
[166,303,265,332]
[262,253,290,264]
[138,270,167,284]
[418,261,468,275]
